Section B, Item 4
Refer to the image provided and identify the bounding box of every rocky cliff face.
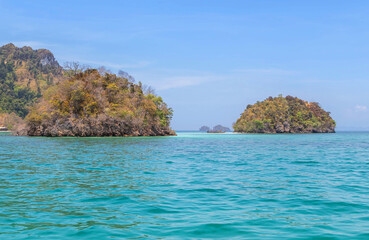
[24,116,175,137]
[233,96,336,133]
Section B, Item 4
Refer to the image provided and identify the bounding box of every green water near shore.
[1,132,369,239]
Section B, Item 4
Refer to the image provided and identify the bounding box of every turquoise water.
[1,132,369,239]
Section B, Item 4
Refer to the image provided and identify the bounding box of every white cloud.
[355,105,367,112]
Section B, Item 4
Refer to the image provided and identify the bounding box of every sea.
[1,131,369,239]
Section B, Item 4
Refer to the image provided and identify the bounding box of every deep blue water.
[1,131,369,239]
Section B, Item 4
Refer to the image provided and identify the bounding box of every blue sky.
[1,0,369,130]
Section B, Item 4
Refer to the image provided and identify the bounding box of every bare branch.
[63,62,89,77]
[118,70,135,83]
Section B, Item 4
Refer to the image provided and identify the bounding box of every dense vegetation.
[233,95,336,133]
[22,69,174,136]
[0,61,38,117]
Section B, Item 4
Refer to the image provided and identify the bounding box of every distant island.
[199,126,210,132]
[233,95,336,133]
[0,43,175,137]
[200,125,231,133]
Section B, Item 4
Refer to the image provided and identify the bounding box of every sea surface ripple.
[1,132,369,239]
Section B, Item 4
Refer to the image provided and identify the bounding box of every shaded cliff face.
[20,69,175,137]
[233,96,336,133]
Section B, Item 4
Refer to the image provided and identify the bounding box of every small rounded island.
[233,95,336,133]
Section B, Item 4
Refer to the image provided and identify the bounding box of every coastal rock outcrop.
[233,95,336,133]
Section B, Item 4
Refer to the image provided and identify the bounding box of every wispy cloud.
[232,68,297,75]
[136,67,298,91]
[355,105,367,112]
[153,75,214,90]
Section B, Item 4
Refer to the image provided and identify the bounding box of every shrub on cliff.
[233,95,336,133]
[21,69,174,137]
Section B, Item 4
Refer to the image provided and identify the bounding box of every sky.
[1,0,369,130]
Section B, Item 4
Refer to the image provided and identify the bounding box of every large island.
[0,43,175,137]
[233,95,336,133]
